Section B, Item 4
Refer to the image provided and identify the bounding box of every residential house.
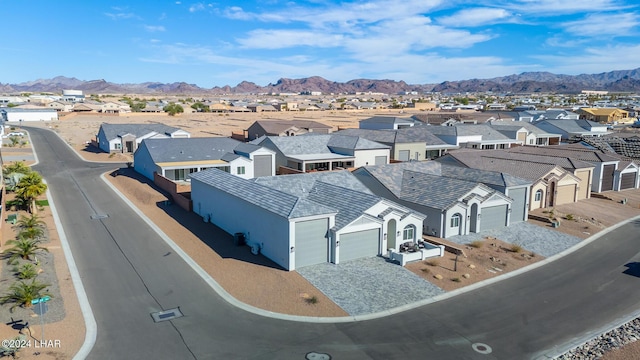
[489,121,562,146]
[251,134,390,173]
[533,119,608,139]
[96,123,191,153]
[246,104,277,112]
[101,101,131,114]
[353,163,516,238]
[336,127,458,161]
[245,120,333,141]
[437,150,583,211]
[134,137,275,181]
[359,116,420,130]
[577,108,631,124]
[509,146,639,192]
[47,101,74,112]
[424,124,523,149]
[0,108,58,122]
[190,169,432,270]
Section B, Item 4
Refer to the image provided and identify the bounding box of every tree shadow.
[623,262,640,277]
[109,167,284,270]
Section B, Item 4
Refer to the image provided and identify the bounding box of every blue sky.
[2,1,639,88]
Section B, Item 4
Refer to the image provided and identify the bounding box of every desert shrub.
[425,258,439,266]
[565,214,574,220]
[469,240,484,248]
[509,244,523,253]
[305,296,318,305]
[451,277,461,282]
[421,268,430,274]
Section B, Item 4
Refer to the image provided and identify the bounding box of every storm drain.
[151,308,183,323]
[90,214,109,220]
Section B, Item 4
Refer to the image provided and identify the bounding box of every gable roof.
[359,116,418,125]
[535,119,605,133]
[140,137,243,163]
[190,169,337,219]
[424,124,514,141]
[100,123,185,140]
[252,134,388,157]
[251,120,332,134]
[509,145,620,163]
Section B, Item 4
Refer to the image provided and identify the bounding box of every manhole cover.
[90,214,109,220]
[472,342,492,354]
[306,352,331,360]
[151,308,184,323]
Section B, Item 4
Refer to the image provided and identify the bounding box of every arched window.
[535,189,543,202]
[451,213,461,228]
[402,225,415,241]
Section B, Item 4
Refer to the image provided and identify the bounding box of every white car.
[7,132,25,136]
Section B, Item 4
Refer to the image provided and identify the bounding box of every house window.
[451,214,460,228]
[535,189,543,202]
[471,144,478,149]
[175,169,185,180]
[529,139,534,145]
[114,143,121,150]
[237,166,245,175]
[402,225,415,241]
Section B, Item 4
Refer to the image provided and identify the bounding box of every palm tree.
[3,161,31,175]
[0,280,51,311]
[16,214,45,234]
[17,227,45,242]
[2,238,49,261]
[14,172,47,214]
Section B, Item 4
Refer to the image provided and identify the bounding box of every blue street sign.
[30,296,51,305]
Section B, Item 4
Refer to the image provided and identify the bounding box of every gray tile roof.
[509,145,620,163]
[335,127,452,147]
[478,149,595,170]
[141,137,242,163]
[335,128,398,143]
[327,134,390,150]
[100,123,184,140]
[190,169,337,219]
[252,170,373,197]
[490,121,561,136]
[398,170,485,210]
[364,161,530,188]
[360,116,417,125]
[535,119,603,134]
[253,170,422,230]
[234,143,264,155]
[252,120,332,134]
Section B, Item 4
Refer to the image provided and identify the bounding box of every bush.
[425,259,439,266]
[305,296,318,305]
[510,244,523,253]
[469,240,484,248]
[421,268,430,274]
[565,214,574,221]
[451,277,461,282]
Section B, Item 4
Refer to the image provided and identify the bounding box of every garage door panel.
[621,172,636,190]
[556,184,576,205]
[254,155,272,177]
[480,205,508,231]
[602,164,615,191]
[340,229,379,262]
[509,188,527,223]
[398,150,410,162]
[295,219,329,268]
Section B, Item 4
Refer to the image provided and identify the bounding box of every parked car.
[7,131,25,136]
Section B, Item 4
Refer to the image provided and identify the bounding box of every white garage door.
[480,205,508,231]
[295,219,329,268]
[339,229,380,262]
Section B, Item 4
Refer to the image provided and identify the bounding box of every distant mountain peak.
[2,68,640,95]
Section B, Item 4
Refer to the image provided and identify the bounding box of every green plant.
[0,279,51,311]
[13,263,38,280]
[565,214,574,221]
[469,240,484,248]
[35,199,49,206]
[305,296,318,304]
[108,153,116,158]
[2,238,49,261]
[14,172,47,214]
[509,244,523,253]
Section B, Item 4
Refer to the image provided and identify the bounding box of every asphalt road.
[26,125,640,359]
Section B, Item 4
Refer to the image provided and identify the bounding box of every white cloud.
[563,13,639,37]
[437,7,515,27]
[144,25,166,33]
[237,30,343,49]
[504,0,627,15]
[104,12,137,20]
[189,3,206,12]
[533,43,640,75]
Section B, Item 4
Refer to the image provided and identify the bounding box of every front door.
[387,219,396,250]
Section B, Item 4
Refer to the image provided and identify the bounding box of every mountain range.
[2,68,640,95]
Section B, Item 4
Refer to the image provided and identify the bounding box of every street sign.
[33,302,48,316]
[30,296,51,305]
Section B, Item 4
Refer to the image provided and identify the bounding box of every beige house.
[577,108,631,123]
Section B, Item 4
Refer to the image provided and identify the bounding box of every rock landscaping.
[557,317,640,359]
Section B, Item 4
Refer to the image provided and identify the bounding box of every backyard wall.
[154,173,192,211]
